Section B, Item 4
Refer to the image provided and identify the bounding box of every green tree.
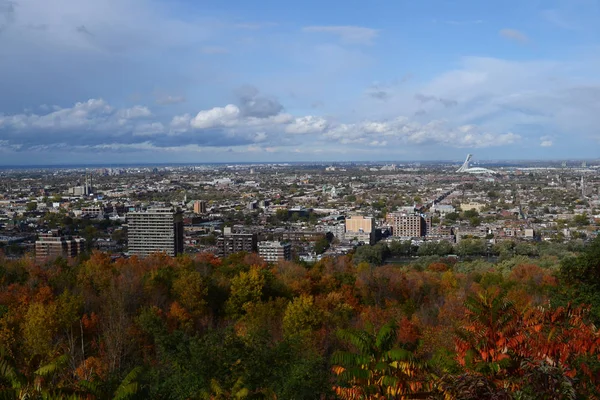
[445,212,460,222]
[456,239,487,257]
[573,213,590,227]
[558,236,600,322]
[314,237,330,255]
[469,216,482,227]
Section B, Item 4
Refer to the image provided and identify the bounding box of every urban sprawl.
[1,155,598,264]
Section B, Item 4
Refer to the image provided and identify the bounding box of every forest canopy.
[0,237,600,399]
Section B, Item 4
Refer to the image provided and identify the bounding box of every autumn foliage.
[0,238,599,398]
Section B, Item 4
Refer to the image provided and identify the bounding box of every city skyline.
[1,0,600,164]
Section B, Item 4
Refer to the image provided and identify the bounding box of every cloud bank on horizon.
[0,0,599,164]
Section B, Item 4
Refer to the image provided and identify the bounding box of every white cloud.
[285,116,329,134]
[323,117,519,148]
[133,122,165,136]
[118,105,152,119]
[302,25,379,45]
[253,132,267,142]
[540,136,554,147]
[190,104,241,129]
[169,114,191,133]
[0,99,114,131]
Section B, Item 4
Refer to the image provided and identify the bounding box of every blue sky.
[0,0,599,164]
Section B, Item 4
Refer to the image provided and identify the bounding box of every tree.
[445,212,460,223]
[0,348,79,399]
[469,216,482,227]
[456,239,487,257]
[558,236,600,322]
[353,243,389,265]
[389,240,413,257]
[22,302,59,359]
[26,202,37,212]
[172,270,207,320]
[332,321,431,399]
[463,209,479,219]
[573,213,590,227]
[282,295,322,338]
[226,266,265,317]
[454,288,519,377]
[275,209,288,222]
[314,238,330,255]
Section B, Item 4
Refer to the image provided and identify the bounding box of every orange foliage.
[196,252,222,267]
[168,301,192,327]
[82,312,100,333]
[509,264,546,284]
[75,356,107,381]
[427,262,449,272]
[397,316,420,345]
[243,253,267,268]
[33,285,54,304]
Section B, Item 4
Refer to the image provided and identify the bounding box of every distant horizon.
[0,156,598,170]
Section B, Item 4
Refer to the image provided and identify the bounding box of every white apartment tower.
[127,207,184,257]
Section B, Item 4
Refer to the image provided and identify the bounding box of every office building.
[127,207,184,257]
[35,230,85,263]
[216,227,257,257]
[273,230,323,242]
[345,215,377,244]
[68,173,94,197]
[193,200,207,214]
[386,212,426,238]
[258,241,291,262]
[80,206,104,218]
[316,223,346,239]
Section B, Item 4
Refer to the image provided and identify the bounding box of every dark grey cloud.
[439,98,458,108]
[0,98,279,151]
[366,84,392,101]
[415,93,458,108]
[368,90,392,101]
[415,93,437,103]
[25,23,48,31]
[75,25,93,36]
[235,85,284,118]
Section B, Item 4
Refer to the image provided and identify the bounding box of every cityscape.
[3,0,600,397]
[1,156,598,263]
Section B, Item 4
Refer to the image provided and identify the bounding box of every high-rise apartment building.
[127,207,184,257]
[386,212,426,238]
[193,200,207,214]
[216,227,257,257]
[35,230,85,263]
[258,241,291,262]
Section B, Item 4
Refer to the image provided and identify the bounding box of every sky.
[0,0,599,165]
